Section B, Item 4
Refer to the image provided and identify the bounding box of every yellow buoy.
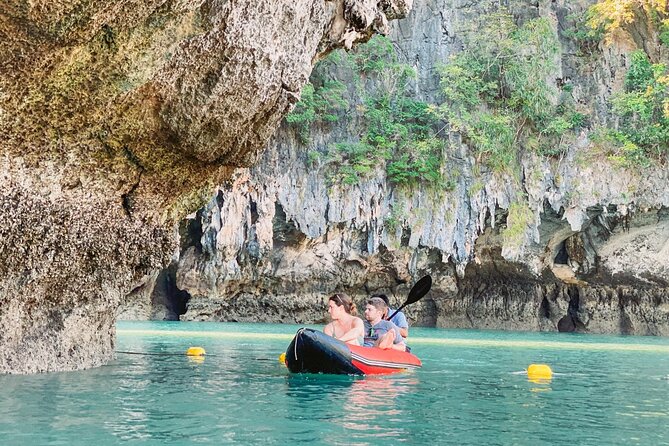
[527,363,553,381]
[186,346,206,356]
[278,352,286,364]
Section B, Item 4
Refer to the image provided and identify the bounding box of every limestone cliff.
[0,0,413,374]
[125,0,669,335]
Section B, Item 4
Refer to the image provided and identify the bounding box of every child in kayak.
[324,293,365,346]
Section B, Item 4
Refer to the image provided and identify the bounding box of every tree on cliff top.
[587,0,669,55]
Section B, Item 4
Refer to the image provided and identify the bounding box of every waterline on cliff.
[117,326,669,353]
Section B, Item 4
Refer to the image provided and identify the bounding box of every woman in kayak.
[324,293,365,346]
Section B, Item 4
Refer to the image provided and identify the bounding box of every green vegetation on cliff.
[287,3,668,184]
[584,0,669,166]
[334,38,445,187]
[284,81,348,144]
[288,36,447,188]
[437,12,586,173]
[596,51,669,166]
[288,12,587,186]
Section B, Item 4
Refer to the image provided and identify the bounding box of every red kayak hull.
[349,344,422,375]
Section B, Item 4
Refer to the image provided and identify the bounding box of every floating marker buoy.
[278,352,286,364]
[186,346,206,356]
[527,363,552,380]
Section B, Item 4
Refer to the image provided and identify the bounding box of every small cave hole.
[400,227,411,247]
[250,199,259,225]
[554,240,569,265]
[557,315,575,332]
[539,295,550,319]
[272,202,305,247]
[558,286,586,332]
[178,210,204,254]
[153,265,191,321]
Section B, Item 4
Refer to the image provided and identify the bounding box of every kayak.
[284,328,422,375]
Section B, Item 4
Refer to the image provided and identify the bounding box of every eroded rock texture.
[0,0,413,373]
[120,0,669,335]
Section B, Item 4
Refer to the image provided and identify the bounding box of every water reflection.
[527,377,552,392]
[284,374,356,401]
[338,375,418,439]
[282,373,419,444]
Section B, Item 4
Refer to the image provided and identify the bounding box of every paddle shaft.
[387,305,406,322]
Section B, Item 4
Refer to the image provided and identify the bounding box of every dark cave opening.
[557,286,585,333]
[250,198,259,225]
[178,210,204,255]
[153,264,192,321]
[554,240,569,265]
[539,295,550,319]
[272,202,305,247]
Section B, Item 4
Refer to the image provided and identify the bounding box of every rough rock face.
[0,0,413,374]
[122,0,669,335]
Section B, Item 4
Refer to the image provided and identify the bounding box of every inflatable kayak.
[284,328,421,375]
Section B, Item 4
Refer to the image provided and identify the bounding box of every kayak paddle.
[387,275,432,320]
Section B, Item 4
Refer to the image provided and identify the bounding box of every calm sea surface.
[1,321,668,445]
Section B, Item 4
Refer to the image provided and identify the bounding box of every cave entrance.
[272,202,305,248]
[557,285,585,333]
[152,264,191,321]
[554,240,569,265]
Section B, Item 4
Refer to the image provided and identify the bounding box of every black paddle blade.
[406,275,432,305]
[387,275,432,321]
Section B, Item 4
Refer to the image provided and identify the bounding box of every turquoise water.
[1,322,668,445]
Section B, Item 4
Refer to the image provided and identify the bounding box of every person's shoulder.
[388,307,406,318]
[392,311,408,327]
[388,310,404,317]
